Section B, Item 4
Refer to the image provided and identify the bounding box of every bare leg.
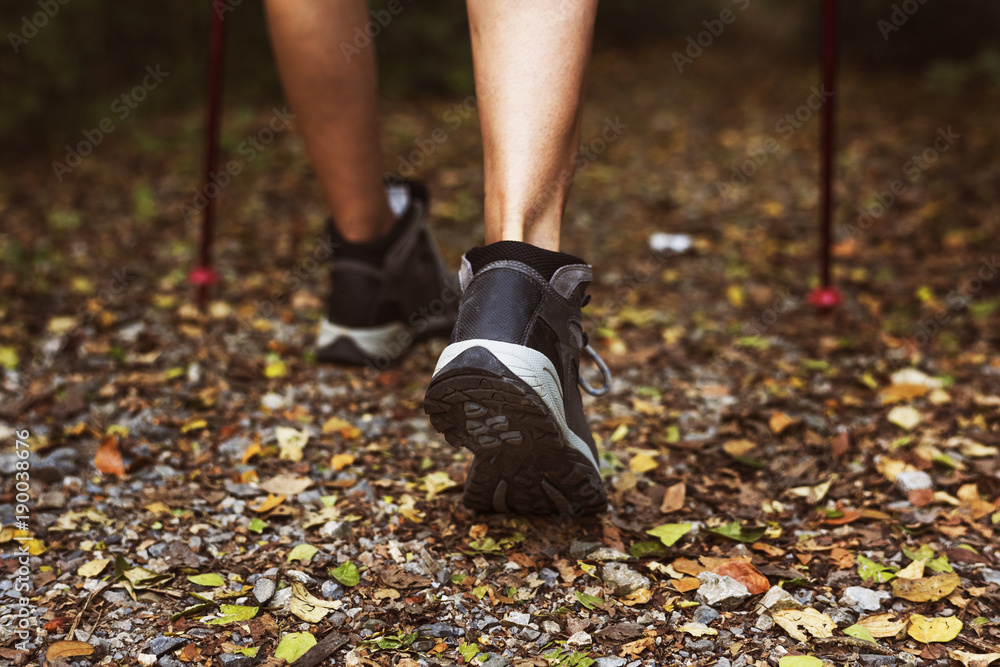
[264,0,393,243]
[466,0,599,251]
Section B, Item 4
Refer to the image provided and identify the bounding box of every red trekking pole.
[808,0,842,311]
[189,2,226,308]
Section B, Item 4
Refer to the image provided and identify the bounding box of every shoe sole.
[316,315,454,367]
[423,340,607,516]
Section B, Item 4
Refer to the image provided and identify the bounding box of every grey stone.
[521,628,541,641]
[503,612,532,627]
[321,580,344,600]
[417,623,459,638]
[569,540,603,559]
[601,562,652,596]
[754,614,773,631]
[481,655,511,667]
[36,490,67,509]
[252,578,275,605]
[689,639,715,653]
[217,653,261,667]
[319,521,353,541]
[715,659,732,667]
[840,586,890,613]
[895,471,933,493]
[828,607,857,627]
[696,572,750,611]
[595,659,627,667]
[144,636,187,657]
[589,547,632,562]
[859,655,897,666]
[692,605,720,625]
[981,569,1000,586]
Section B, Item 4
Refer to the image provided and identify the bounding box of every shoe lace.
[577,294,612,397]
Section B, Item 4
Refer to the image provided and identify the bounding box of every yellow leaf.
[620,588,653,607]
[772,608,835,643]
[264,357,287,378]
[769,411,796,435]
[779,658,824,667]
[620,636,655,658]
[331,453,355,471]
[610,423,629,443]
[678,622,717,637]
[241,442,263,464]
[424,471,457,501]
[891,572,960,602]
[887,405,922,431]
[856,613,908,638]
[723,439,756,458]
[629,453,658,474]
[895,558,926,580]
[249,493,286,513]
[727,285,745,308]
[77,558,112,578]
[907,614,962,643]
[289,581,339,623]
[180,419,208,434]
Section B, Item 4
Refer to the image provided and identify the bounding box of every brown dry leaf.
[620,636,655,658]
[94,434,126,476]
[958,483,998,520]
[949,650,1000,667]
[857,613,908,638]
[824,509,862,525]
[46,641,95,661]
[374,588,401,600]
[660,482,686,513]
[907,614,962,643]
[671,558,705,577]
[831,431,850,457]
[249,493,287,514]
[723,439,756,458]
[830,547,855,569]
[553,559,579,584]
[891,572,960,602]
[673,577,701,593]
[878,384,929,404]
[751,542,786,557]
[620,588,653,606]
[712,560,769,595]
[769,411,796,435]
[772,608,835,642]
[260,474,312,496]
[179,643,202,662]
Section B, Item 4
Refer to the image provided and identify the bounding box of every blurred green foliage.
[3,0,998,147]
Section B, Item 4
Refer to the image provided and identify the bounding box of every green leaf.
[169,602,214,621]
[902,544,935,562]
[707,521,767,543]
[843,624,877,644]
[778,658,823,667]
[857,555,898,583]
[629,541,667,558]
[645,523,692,547]
[574,590,605,610]
[471,585,489,599]
[450,573,467,584]
[287,543,319,564]
[208,604,259,625]
[458,642,480,662]
[249,517,268,533]
[275,632,317,662]
[926,555,952,573]
[233,647,259,657]
[972,616,990,626]
[188,573,225,588]
[331,561,359,587]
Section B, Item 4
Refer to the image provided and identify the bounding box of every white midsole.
[432,339,599,471]
[317,316,452,356]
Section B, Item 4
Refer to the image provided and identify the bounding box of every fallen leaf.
[907,614,962,643]
[672,577,701,592]
[276,426,309,462]
[887,405,922,431]
[290,582,339,623]
[678,622,717,637]
[275,632,317,662]
[958,483,998,520]
[778,658,823,667]
[896,558,927,580]
[94,435,125,476]
[330,453,355,471]
[723,439,756,457]
[769,411,796,434]
[843,624,877,644]
[208,604,259,625]
[949,650,1000,667]
[856,613,908,638]
[46,641,95,661]
[646,523,692,547]
[249,493,286,513]
[331,561,360,587]
[772,608,835,642]
[77,557,112,578]
[260,474,312,496]
[287,543,319,564]
[620,588,652,606]
[711,560,769,595]
[659,482,686,513]
[707,521,767,543]
[424,471,457,501]
[891,572,961,602]
[629,453,658,474]
[374,588,401,600]
[322,416,361,439]
[620,636,655,658]
[188,573,225,587]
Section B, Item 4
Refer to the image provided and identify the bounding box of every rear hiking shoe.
[423,242,612,516]
[316,179,458,369]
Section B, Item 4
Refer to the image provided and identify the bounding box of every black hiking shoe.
[423,242,612,516]
[316,179,458,369]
